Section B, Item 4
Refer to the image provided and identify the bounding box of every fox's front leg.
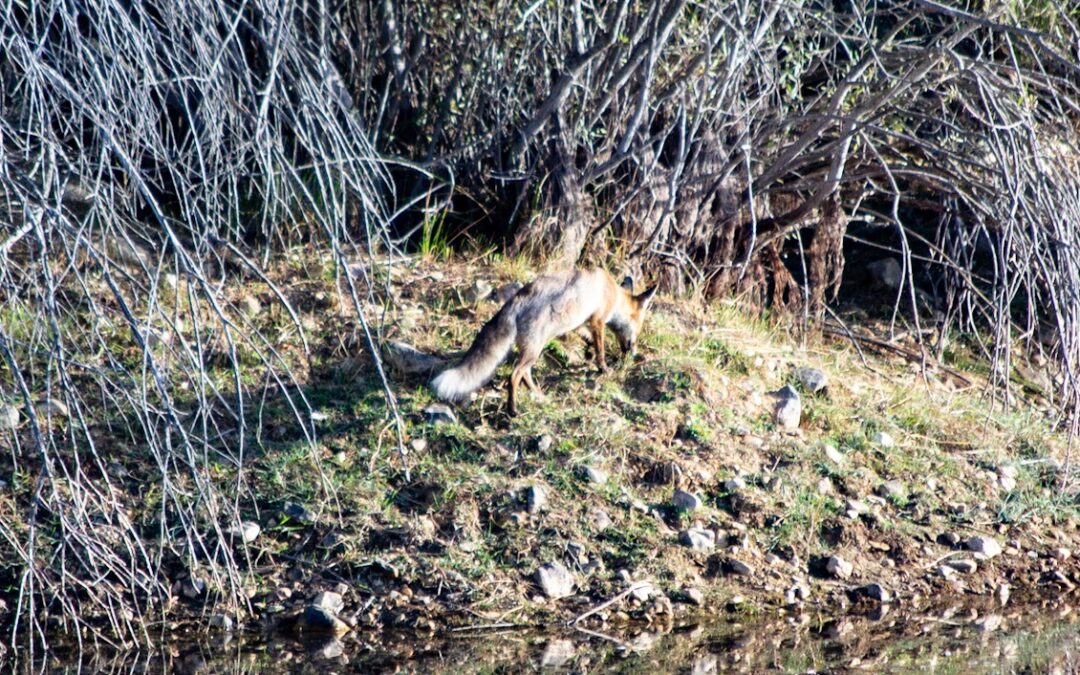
[589,317,608,373]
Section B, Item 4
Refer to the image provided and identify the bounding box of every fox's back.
[509,269,613,341]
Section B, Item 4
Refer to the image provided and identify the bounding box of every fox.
[431,268,657,415]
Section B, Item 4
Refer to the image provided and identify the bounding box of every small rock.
[723,476,747,492]
[876,480,907,502]
[861,583,891,602]
[680,527,716,551]
[538,638,576,668]
[773,393,801,432]
[209,613,233,632]
[975,613,1002,633]
[239,295,261,317]
[588,508,612,531]
[826,556,854,580]
[423,403,457,425]
[871,431,896,448]
[1052,547,1072,561]
[939,531,961,547]
[582,465,609,484]
[684,587,705,606]
[946,558,978,574]
[672,489,703,512]
[282,502,316,524]
[794,367,828,393]
[536,434,554,452]
[465,279,493,305]
[0,405,19,431]
[296,605,351,636]
[967,535,1003,559]
[524,485,547,514]
[226,521,261,544]
[817,477,834,495]
[311,591,344,614]
[996,583,1011,607]
[937,565,957,581]
[629,582,656,602]
[998,465,1019,480]
[998,475,1017,491]
[535,562,576,599]
[844,499,869,518]
[726,559,754,576]
[823,445,844,465]
[181,577,206,599]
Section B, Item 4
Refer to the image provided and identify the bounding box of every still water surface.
[12,602,1080,673]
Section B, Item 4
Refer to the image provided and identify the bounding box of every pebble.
[535,562,576,599]
[209,613,233,631]
[726,559,754,576]
[774,394,801,432]
[861,583,891,602]
[311,591,344,614]
[239,295,261,317]
[680,527,716,551]
[582,465,609,484]
[0,405,19,431]
[826,556,854,580]
[823,445,844,465]
[536,434,554,452]
[939,531,961,547]
[794,367,828,393]
[967,535,1003,559]
[945,559,977,574]
[672,489,703,512]
[524,485,547,514]
[684,587,705,606]
[1052,547,1072,561]
[296,605,351,636]
[423,403,457,425]
[845,499,869,518]
[282,502,316,524]
[876,480,907,502]
[723,477,747,492]
[588,508,612,532]
[181,577,206,599]
[226,521,261,544]
[871,431,896,448]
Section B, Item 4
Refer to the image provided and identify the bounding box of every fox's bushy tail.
[431,307,516,403]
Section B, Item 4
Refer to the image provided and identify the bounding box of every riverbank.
[2,253,1079,650]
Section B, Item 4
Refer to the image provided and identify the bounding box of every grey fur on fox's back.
[430,268,656,414]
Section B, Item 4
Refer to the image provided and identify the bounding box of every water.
[11,602,1080,673]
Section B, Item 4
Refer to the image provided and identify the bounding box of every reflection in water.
[10,602,1080,673]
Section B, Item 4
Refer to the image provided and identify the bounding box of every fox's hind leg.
[508,346,542,415]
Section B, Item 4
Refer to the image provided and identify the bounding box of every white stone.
[967,535,1003,559]
[312,590,345,614]
[823,445,844,465]
[826,555,853,580]
[672,489,703,512]
[680,527,716,551]
[524,485,547,514]
[536,562,576,599]
[227,520,261,544]
[871,431,896,448]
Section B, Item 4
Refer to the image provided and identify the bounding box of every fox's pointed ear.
[637,285,657,307]
[620,275,634,291]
